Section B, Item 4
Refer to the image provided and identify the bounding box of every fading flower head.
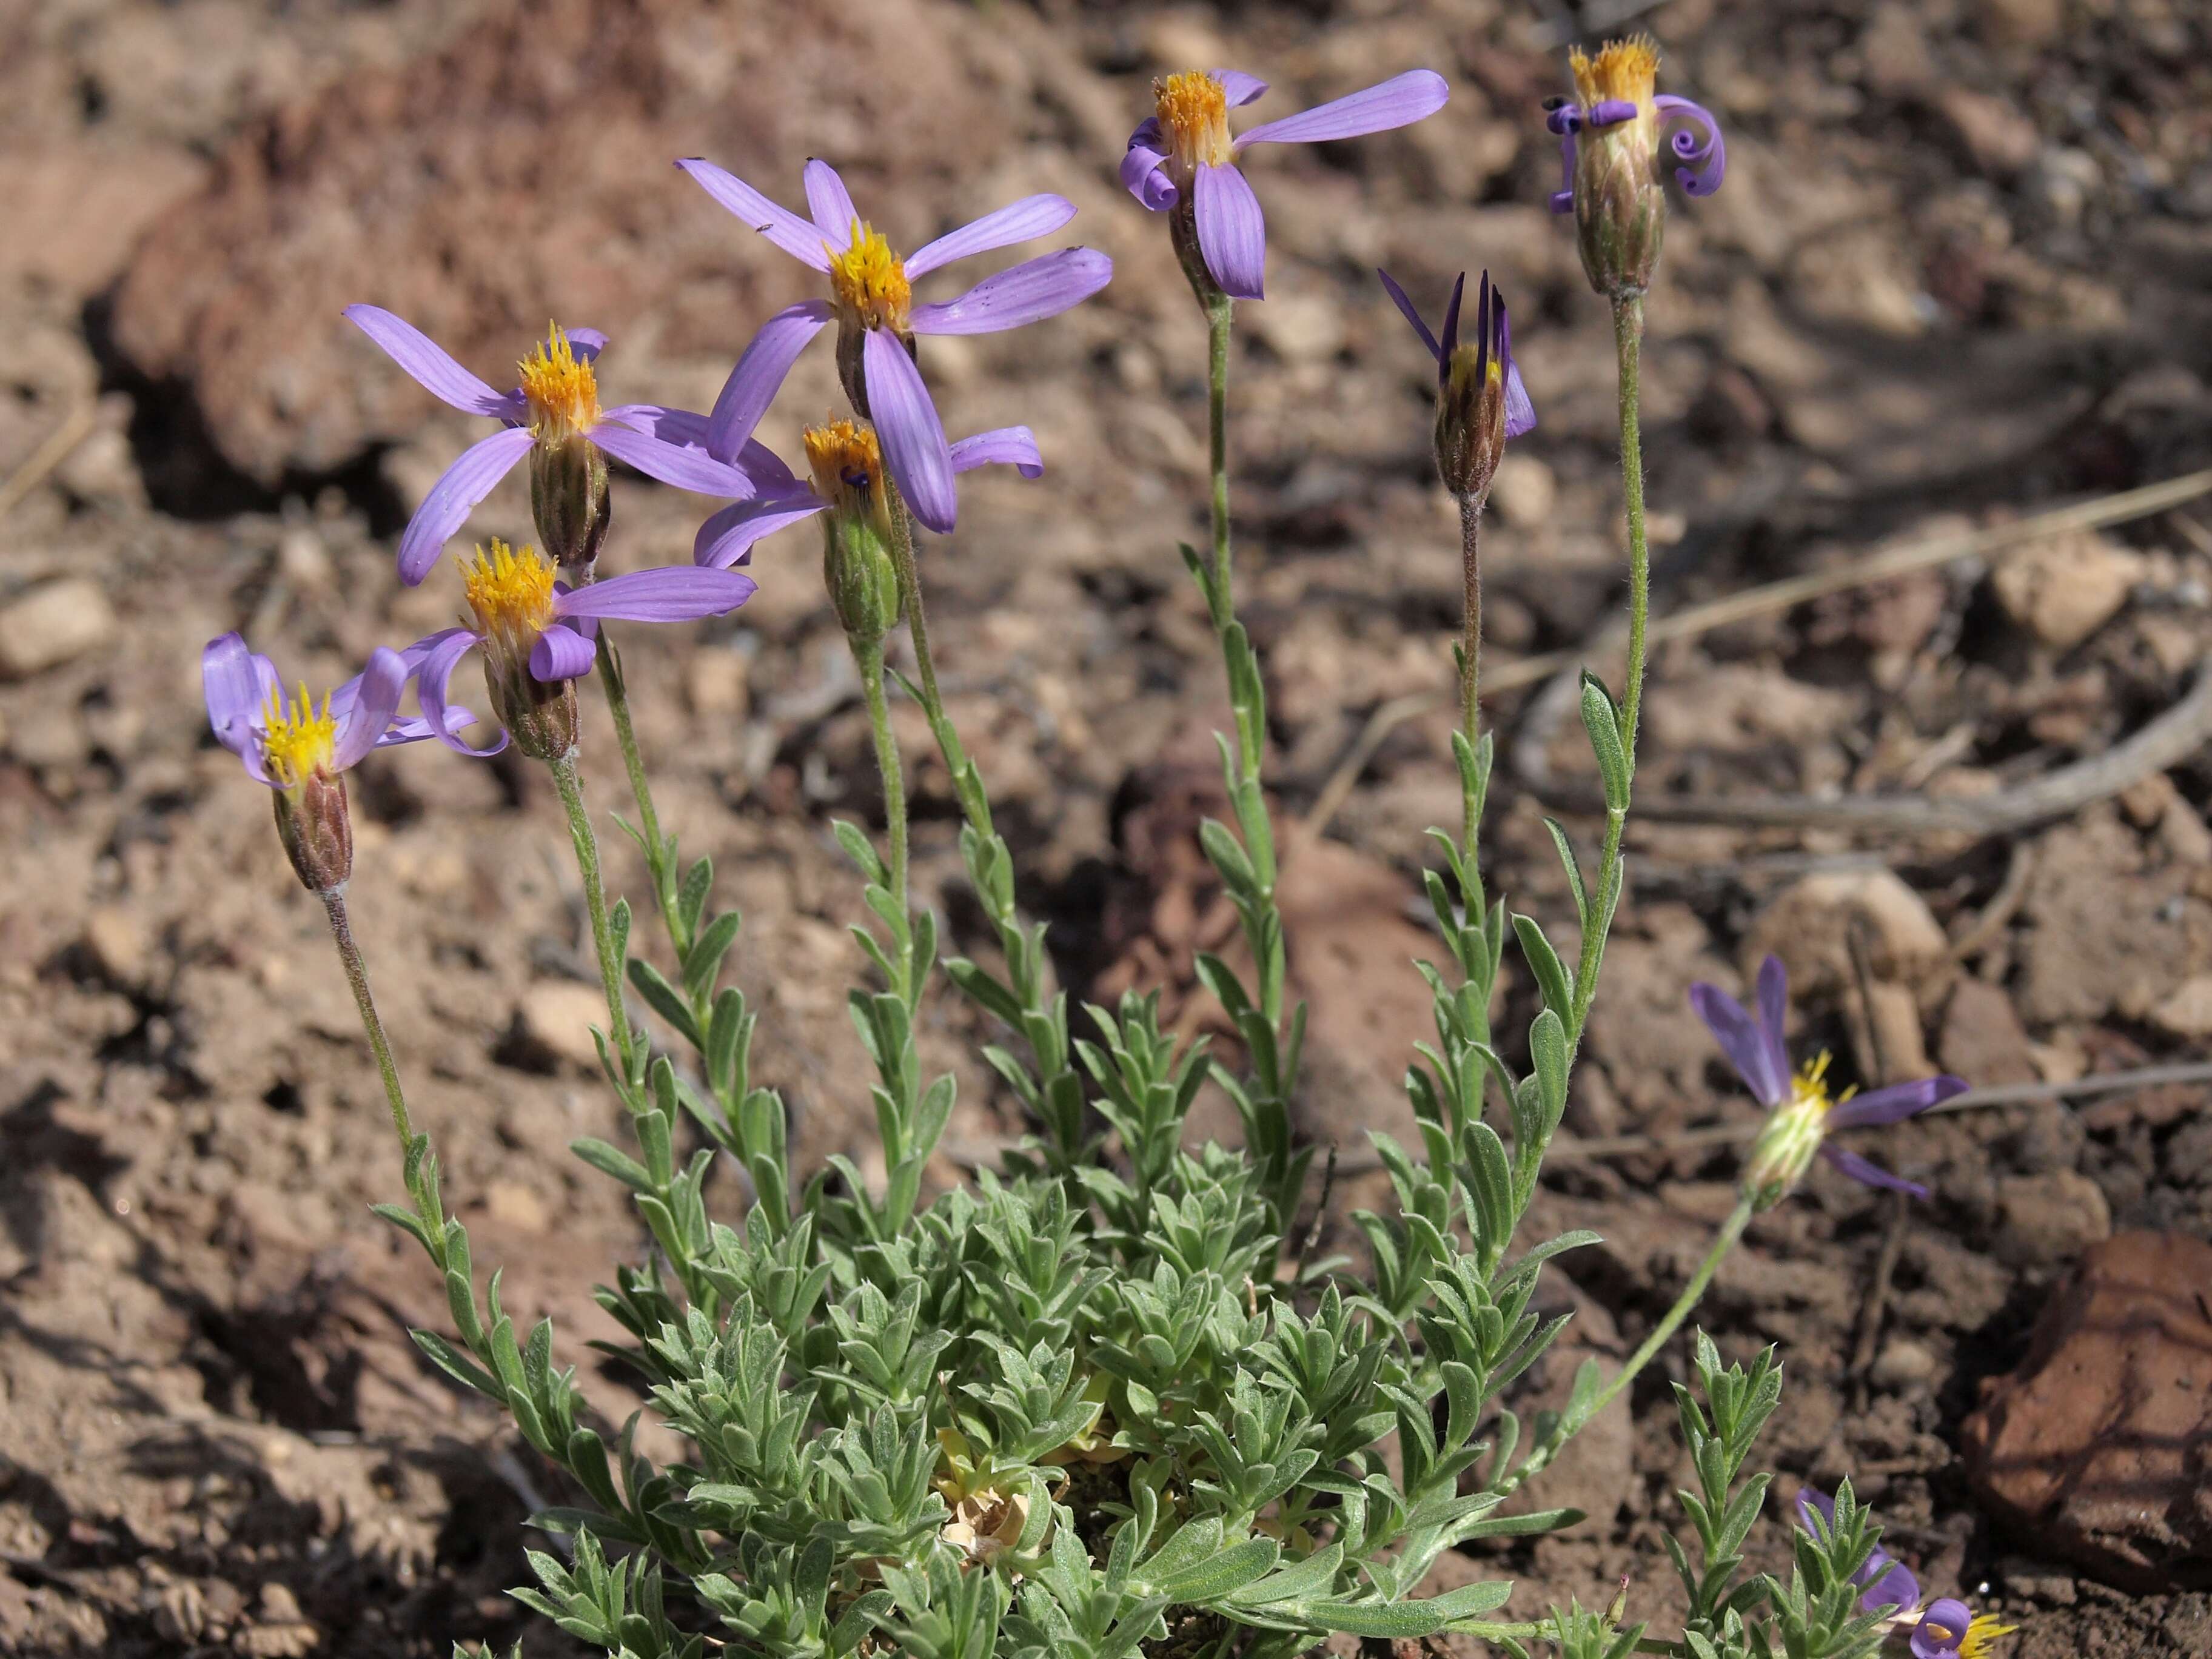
[1912,1600,2017,1659]
[1378,268,1537,503]
[1691,956,1966,1208]
[1123,68,1449,304]
[675,156,1109,533]
[1546,35,1725,300]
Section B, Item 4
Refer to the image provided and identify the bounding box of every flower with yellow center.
[825,224,913,337]
[1568,34,1660,121]
[1692,956,1965,1209]
[460,538,559,658]
[517,323,602,443]
[1957,1614,2017,1658]
[259,683,338,791]
[803,418,902,642]
[1153,71,1233,173]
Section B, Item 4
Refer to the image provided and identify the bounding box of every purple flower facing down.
[407,538,755,762]
[674,157,1110,535]
[1794,1490,1920,1617]
[1911,1599,2016,1658]
[1378,267,1535,501]
[1691,955,1966,1205]
[346,309,775,583]
[1124,69,1449,302]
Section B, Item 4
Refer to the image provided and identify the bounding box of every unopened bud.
[803,419,905,644]
[1603,1574,1631,1628]
[273,771,353,894]
[1430,273,1535,506]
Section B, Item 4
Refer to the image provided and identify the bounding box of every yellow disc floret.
[803,417,886,511]
[461,538,558,654]
[1959,1615,2017,1659]
[826,224,913,334]
[1741,1051,1837,1208]
[260,682,338,789]
[1155,70,1233,171]
[518,323,602,443]
[1569,33,1660,110]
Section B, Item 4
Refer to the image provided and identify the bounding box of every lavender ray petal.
[1586,98,1639,127]
[1503,361,1538,439]
[694,492,827,568]
[201,632,278,760]
[414,629,503,756]
[802,158,860,243]
[1375,269,1441,363]
[908,195,1079,279]
[1233,69,1449,149]
[949,426,1043,477]
[395,426,535,585]
[553,565,759,623]
[1859,1561,1920,1617]
[1689,982,1786,1106]
[1912,1600,1974,1659]
[910,247,1113,335]
[1754,954,1792,1099]
[736,438,800,494]
[1818,1144,1928,1199]
[1655,95,1728,196]
[1546,104,1584,136]
[343,305,514,418]
[1825,1075,1968,1131]
[705,300,833,461]
[676,158,833,270]
[1214,69,1269,107]
[862,329,956,534]
[329,646,408,771]
[1120,137,1178,211]
[1550,129,1578,213]
[1440,272,1466,361]
[590,418,756,496]
[1193,163,1267,301]
[565,327,608,361]
[529,622,598,683]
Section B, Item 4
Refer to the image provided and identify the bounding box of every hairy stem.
[319,886,411,1147]
[1458,491,1484,853]
[1206,290,1235,633]
[853,634,911,994]
[594,631,680,943]
[549,750,637,1079]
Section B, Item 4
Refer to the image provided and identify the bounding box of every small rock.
[1744,869,1949,998]
[1852,979,1931,1081]
[56,424,142,503]
[1963,1232,2212,1589]
[84,906,149,985]
[0,578,118,679]
[1247,294,1345,364]
[1996,1170,2111,1266]
[277,528,333,590]
[1871,1338,1939,1391]
[483,1180,551,1236]
[1490,454,1557,528]
[1974,0,2066,49]
[1999,1557,2078,1604]
[1939,978,2040,1086]
[1989,529,2140,649]
[1934,86,2042,178]
[508,981,610,1071]
[685,648,751,720]
[2149,975,2212,1041]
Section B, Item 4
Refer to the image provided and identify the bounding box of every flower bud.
[1741,1087,1827,1211]
[804,419,905,644]
[1426,273,1535,506]
[1563,36,1668,299]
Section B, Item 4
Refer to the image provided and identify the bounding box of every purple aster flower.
[1691,956,1966,1205]
[1123,69,1447,303]
[673,157,1110,535]
[1794,1490,1921,1617]
[404,538,755,762]
[345,308,773,583]
[1377,267,1535,501]
[1911,1598,2016,1658]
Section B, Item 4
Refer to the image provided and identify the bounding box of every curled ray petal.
[1233,69,1449,149]
[693,493,828,568]
[862,328,957,534]
[705,300,833,461]
[553,565,759,622]
[1375,269,1441,363]
[802,158,861,243]
[1689,980,1786,1106]
[949,427,1043,477]
[343,305,514,418]
[1120,135,1178,212]
[1912,1601,1974,1659]
[1550,127,1578,213]
[201,633,280,764]
[1213,69,1269,107]
[907,194,1078,278]
[1819,1143,1928,1199]
[1655,94,1728,196]
[676,158,834,270]
[1825,1075,1967,1131]
[563,327,608,361]
[377,708,480,747]
[1586,98,1638,127]
[591,418,757,496]
[909,248,1113,335]
[529,622,598,683]
[414,629,504,756]
[1193,162,1266,300]
[329,646,408,771]
[395,426,534,585]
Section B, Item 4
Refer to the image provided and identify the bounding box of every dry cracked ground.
[3,0,2212,1655]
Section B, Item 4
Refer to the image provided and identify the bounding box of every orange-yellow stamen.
[1959,1615,2017,1658]
[1569,34,1660,110]
[261,682,338,789]
[460,538,558,652]
[826,224,911,333]
[518,323,602,443]
[802,417,885,504]
[1155,70,1233,170]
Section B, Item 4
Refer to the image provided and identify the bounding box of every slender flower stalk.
[549,749,638,1081]
[1458,494,1483,848]
[853,634,911,1001]
[1204,290,1233,631]
[320,888,412,1147]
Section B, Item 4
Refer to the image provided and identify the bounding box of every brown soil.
[4,1,2211,1655]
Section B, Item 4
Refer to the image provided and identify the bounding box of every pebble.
[483,1179,551,1236]
[0,577,118,678]
[1989,529,2139,649]
[1247,294,1345,365]
[1870,1337,1939,1390]
[1996,1169,2112,1265]
[2148,974,2212,1041]
[1490,454,1557,529]
[514,981,609,1071]
[84,905,149,985]
[684,648,750,720]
